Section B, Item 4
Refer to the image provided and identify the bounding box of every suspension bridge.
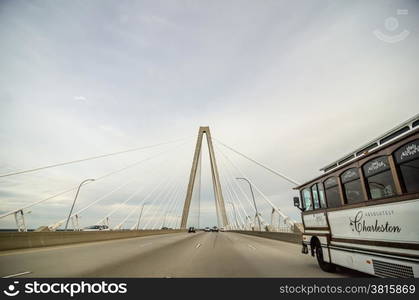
[0,127,355,277]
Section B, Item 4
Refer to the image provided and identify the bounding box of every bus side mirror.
[293,197,303,211]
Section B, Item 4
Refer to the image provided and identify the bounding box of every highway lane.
[0,232,362,277]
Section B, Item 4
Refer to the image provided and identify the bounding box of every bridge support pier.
[180,127,228,229]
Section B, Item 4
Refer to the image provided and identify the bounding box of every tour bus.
[293,114,419,277]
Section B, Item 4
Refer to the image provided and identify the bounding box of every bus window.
[311,184,320,209]
[341,168,364,204]
[363,156,395,199]
[317,182,327,208]
[324,177,341,208]
[302,188,312,211]
[394,139,419,193]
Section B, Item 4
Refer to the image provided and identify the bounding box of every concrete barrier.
[0,230,185,251]
[233,230,302,244]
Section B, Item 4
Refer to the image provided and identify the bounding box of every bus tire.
[314,241,336,273]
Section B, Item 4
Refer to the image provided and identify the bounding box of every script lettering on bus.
[400,143,419,161]
[349,211,401,234]
[342,169,357,181]
[367,160,387,174]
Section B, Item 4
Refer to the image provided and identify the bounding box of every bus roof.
[294,113,419,190]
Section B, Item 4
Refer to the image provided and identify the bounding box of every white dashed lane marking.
[247,244,256,250]
[2,271,32,278]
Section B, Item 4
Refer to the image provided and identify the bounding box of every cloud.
[0,0,418,229]
[139,15,174,27]
[74,96,87,101]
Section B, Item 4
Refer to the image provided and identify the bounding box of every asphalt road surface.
[0,232,364,278]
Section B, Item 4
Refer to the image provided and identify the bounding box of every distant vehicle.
[188,227,196,233]
[220,227,226,232]
[211,226,219,232]
[161,227,169,230]
[83,225,109,231]
[204,227,211,232]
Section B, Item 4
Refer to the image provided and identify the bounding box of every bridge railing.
[231,230,302,244]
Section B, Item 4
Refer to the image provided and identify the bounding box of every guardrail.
[233,230,302,244]
[0,229,185,251]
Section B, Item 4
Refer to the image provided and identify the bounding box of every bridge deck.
[0,232,363,278]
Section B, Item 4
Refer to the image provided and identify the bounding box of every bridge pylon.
[180,127,228,229]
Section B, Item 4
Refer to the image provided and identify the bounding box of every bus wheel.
[315,242,336,273]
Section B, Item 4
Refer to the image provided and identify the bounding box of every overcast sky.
[0,0,418,230]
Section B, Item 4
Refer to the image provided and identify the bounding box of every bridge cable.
[223,178,248,229]
[127,176,172,230]
[95,144,191,226]
[214,143,296,227]
[128,178,172,230]
[218,152,252,221]
[216,143,270,228]
[141,168,182,229]
[138,177,175,229]
[95,184,145,226]
[215,144,259,214]
[0,137,190,178]
[153,184,182,229]
[223,178,244,229]
[217,165,246,229]
[106,140,193,229]
[145,180,179,229]
[114,176,172,230]
[166,185,186,229]
[49,178,141,230]
[0,139,191,221]
[149,183,180,229]
[163,179,187,229]
[212,138,300,186]
[216,144,259,229]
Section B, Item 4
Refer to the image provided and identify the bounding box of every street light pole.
[236,177,261,231]
[135,202,147,230]
[64,178,95,231]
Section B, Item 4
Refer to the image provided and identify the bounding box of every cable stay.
[217,146,268,230]
[95,146,189,227]
[49,178,138,231]
[96,184,145,226]
[142,176,180,229]
[0,137,190,178]
[214,143,296,227]
[217,162,248,229]
[212,137,301,186]
[0,140,191,222]
[128,177,172,230]
[152,184,182,229]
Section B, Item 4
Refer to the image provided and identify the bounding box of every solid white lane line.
[247,244,256,250]
[2,271,31,278]
[195,243,201,248]
[139,242,153,248]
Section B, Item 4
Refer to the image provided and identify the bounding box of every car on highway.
[188,227,196,233]
[82,225,109,231]
[204,227,211,232]
[211,226,219,232]
[220,227,226,232]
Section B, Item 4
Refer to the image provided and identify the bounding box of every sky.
[0,0,418,230]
